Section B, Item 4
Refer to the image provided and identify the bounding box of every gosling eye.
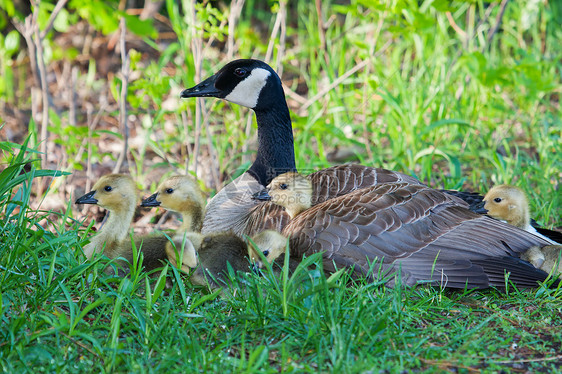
[262,250,270,257]
[234,68,248,77]
[279,183,288,190]
[104,186,112,192]
[166,188,174,194]
[494,197,502,203]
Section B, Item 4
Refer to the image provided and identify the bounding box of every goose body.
[181,59,553,289]
[256,173,553,287]
[75,174,169,272]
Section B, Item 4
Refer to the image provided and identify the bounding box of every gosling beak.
[252,189,271,201]
[180,74,223,98]
[141,193,161,207]
[251,262,263,276]
[471,201,488,214]
[75,190,97,205]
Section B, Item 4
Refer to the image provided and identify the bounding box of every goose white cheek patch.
[225,68,271,108]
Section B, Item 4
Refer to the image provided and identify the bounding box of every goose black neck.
[247,106,296,186]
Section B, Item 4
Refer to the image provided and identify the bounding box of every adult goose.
[255,172,555,287]
[180,59,553,288]
[75,174,169,272]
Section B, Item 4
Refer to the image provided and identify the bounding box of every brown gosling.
[163,231,255,289]
[541,245,562,277]
[141,175,207,272]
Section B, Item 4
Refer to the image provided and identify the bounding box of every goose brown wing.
[283,182,551,288]
[307,164,430,205]
[244,201,290,237]
[231,165,425,237]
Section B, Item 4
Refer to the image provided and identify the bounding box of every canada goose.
[248,229,299,274]
[190,232,254,288]
[141,175,206,232]
[254,171,556,288]
[253,172,313,219]
[141,175,263,287]
[482,185,561,244]
[481,184,561,273]
[163,231,255,288]
[540,245,562,277]
[75,174,169,272]
[180,59,554,289]
[140,175,208,271]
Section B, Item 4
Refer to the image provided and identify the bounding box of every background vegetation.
[0,0,561,372]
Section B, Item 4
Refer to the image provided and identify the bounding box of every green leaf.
[189,289,222,311]
[121,13,157,38]
[151,264,169,304]
[419,119,472,136]
[4,30,20,56]
[53,7,70,32]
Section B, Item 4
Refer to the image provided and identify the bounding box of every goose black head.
[180,59,284,111]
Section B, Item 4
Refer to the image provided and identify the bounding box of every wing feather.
[284,180,552,288]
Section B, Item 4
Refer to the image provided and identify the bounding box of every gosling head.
[75,174,138,212]
[141,175,205,213]
[482,185,530,229]
[248,230,288,270]
[252,172,312,219]
[180,59,284,111]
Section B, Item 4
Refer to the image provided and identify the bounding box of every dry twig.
[265,0,287,75]
[113,17,131,174]
[297,39,392,116]
[226,0,245,60]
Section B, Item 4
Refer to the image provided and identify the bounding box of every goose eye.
[279,183,288,190]
[234,68,247,77]
[494,197,502,203]
[263,250,270,257]
[166,188,174,194]
[104,186,112,192]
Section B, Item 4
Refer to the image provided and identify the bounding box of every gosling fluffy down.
[76,174,169,273]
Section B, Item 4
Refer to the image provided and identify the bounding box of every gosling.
[483,184,561,275]
[75,174,169,273]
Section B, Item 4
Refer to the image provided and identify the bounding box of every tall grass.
[0,0,561,371]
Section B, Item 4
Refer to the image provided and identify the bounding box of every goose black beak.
[180,74,223,98]
[141,193,161,207]
[252,189,271,201]
[75,190,97,205]
[471,201,488,214]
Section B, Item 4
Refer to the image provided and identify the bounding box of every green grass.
[1,0,562,372]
